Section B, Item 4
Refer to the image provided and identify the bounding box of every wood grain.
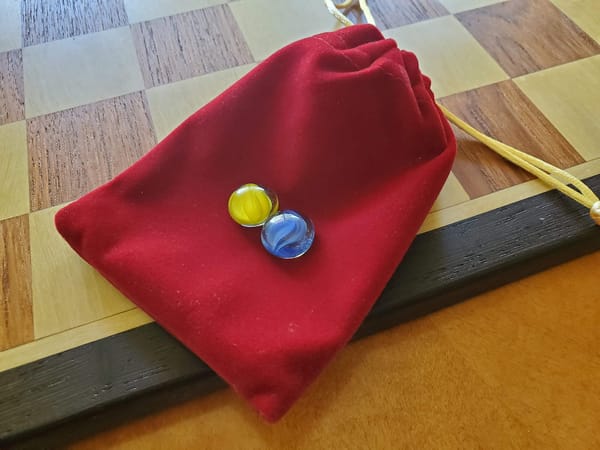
[430,172,469,212]
[437,0,505,13]
[0,50,24,126]
[515,55,600,162]
[0,308,151,371]
[0,215,33,352]
[124,0,229,24]
[28,205,135,339]
[27,92,156,211]
[551,0,600,44]
[0,0,22,53]
[4,160,599,370]
[370,0,449,29]
[421,158,600,233]
[22,0,128,46]
[383,16,508,98]
[131,5,254,88]
[439,80,584,198]
[229,0,335,62]
[457,0,600,77]
[23,26,145,119]
[0,121,30,221]
[146,64,256,140]
[3,174,600,447]
[0,0,598,447]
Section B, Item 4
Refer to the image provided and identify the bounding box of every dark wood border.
[2,174,599,448]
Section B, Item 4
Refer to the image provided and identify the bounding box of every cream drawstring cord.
[323,0,600,225]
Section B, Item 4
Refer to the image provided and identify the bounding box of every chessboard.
[1,0,599,446]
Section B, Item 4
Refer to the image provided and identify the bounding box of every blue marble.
[261,210,315,259]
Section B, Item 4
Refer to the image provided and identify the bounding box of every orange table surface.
[71,250,600,449]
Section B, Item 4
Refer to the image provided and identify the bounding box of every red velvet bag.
[56,24,456,421]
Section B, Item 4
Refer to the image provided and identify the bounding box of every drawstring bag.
[56,24,455,421]
[56,1,599,421]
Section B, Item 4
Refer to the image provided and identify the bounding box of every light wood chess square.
[23,27,144,118]
[0,0,22,52]
[438,0,505,13]
[146,64,256,140]
[440,80,583,198]
[230,0,335,61]
[0,121,29,221]
[21,0,128,46]
[384,15,509,98]
[551,0,600,44]
[29,205,135,339]
[124,0,229,23]
[515,55,600,162]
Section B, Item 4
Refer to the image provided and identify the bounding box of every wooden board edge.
[2,174,599,447]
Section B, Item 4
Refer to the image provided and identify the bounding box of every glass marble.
[261,210,315,259]
[228,183,278,227]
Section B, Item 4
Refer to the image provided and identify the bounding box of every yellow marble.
[228,183,278,227]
